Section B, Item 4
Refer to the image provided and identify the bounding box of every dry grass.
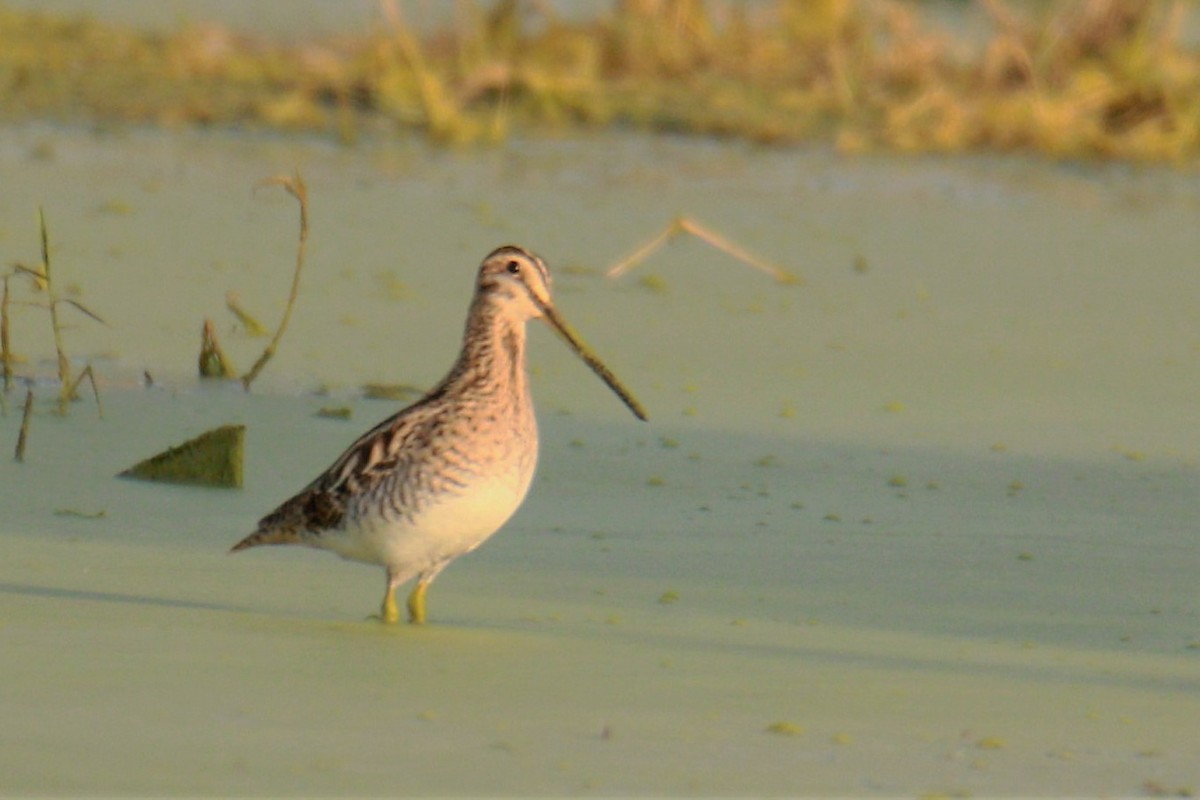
[196,173,311,389]
[239,173,310,391]
[0,1,1197,161]
[605,216,802,284]
[4,209,105,415]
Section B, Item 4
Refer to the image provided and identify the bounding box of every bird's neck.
[447,297,530,406]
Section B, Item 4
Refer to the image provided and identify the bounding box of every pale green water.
[0,125,1198,795]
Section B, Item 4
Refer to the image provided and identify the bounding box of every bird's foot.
[380,590,401,624]
[406,584,427,625]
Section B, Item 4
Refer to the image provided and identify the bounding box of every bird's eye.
[506,260,521,275]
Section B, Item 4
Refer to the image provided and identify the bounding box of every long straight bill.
[541,305,648,421]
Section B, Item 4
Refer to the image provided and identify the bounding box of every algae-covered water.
[1,125,1198,796]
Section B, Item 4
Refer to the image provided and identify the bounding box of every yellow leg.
[406,581,427,625]
[380,584,401,624]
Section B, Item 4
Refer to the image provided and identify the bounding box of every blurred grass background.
[0,0,1197,161]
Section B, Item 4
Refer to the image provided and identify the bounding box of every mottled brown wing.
[230,392,445,552]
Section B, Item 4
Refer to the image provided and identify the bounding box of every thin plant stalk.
[15,387,33,462]
[225,290,268,336]
[241,172,309,391]
[38,208,76,412]
[1,273,12,394]
[66,363,103,419]
[606,215,801,285]
[605,224,676,282]
[677,217,802,285]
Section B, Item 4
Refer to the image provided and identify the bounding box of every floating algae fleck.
[54,508,107,519]
[765,721,804,737]
[361,382,424,402]
[119,424,245,488]
[95,198,133,216]
[637,274,669,294]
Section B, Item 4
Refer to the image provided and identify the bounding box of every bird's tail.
[232,488,336,553]
[229,525,304,553]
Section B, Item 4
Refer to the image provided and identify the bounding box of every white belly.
[321,470,533,573]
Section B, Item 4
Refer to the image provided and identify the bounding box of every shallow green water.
[0,125,1198,795]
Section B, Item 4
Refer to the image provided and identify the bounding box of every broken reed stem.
[605,221,680,280]
[225,290,268,336]
[605,215,802,285]
[1,273,12,393]
[677,218,802,285]
[3,212,104,410]
[199,318,237,378]
[15,387,33,462]
[241,172,309,391]
[38,208,75,413]
[66,363,103,419]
